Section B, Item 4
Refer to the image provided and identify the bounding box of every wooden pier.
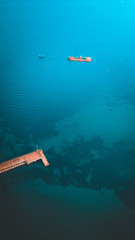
[0,149,49,174]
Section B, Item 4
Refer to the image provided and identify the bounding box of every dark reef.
[1,133,135,209]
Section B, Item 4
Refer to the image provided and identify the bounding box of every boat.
[38,54,45,59]
[68,56,92,62]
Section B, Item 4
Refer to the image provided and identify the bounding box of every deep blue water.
[0,1,135,239]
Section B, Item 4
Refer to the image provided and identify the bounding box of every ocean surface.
[0,0,135,239]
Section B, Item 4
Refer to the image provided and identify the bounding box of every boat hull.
[68,56,92,62]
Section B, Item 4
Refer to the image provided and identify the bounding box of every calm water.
[0,1,135,239]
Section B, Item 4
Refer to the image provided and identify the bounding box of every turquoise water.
[0,1,135,239]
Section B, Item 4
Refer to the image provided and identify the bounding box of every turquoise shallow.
[0,1,135,239]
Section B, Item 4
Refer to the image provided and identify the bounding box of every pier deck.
[0,149,49,174]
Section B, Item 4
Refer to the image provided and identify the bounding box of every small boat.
[38,54,45,59]
[68,56,92,62]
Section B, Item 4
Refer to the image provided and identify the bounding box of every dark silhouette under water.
[1,134,135,209]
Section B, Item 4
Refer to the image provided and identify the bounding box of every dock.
[0,149,49,174]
